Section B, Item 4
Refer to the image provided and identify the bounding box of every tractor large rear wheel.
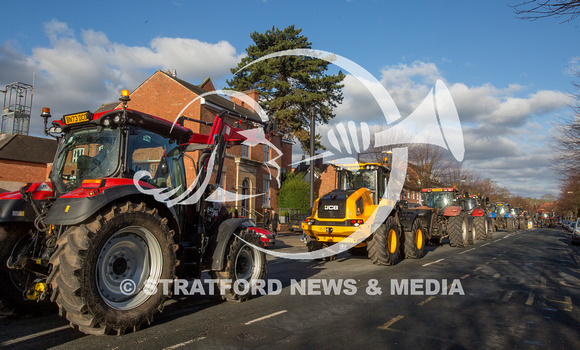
[474,217,486,242]
[367,217,401,266]
[507,218,515,232]
[404,219,425,259]
[47,202,176,335]
[0,224,55,316]
[448,214,468,248]
[212,230,266,302]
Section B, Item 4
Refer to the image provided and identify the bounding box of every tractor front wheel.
[212,230,266,302]
[404,219,426,259]
[48,202,176,335]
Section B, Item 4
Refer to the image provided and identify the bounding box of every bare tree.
[511,0,580,22]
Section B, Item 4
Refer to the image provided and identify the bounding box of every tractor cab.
[335,163,389,204]
[421,188,457,211]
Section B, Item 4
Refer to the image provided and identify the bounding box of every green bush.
[278,172,311,214]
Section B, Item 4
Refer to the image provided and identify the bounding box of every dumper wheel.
[348,246,368,257]
[306,238,337,261]
[448,213,468,248]
[0,224,55,316]
[212,230,266,302]
[47,202,176,336]
[404,219,425,259]
[474,217,486,242]
[367,217,401,266]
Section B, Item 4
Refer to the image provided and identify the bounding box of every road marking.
[0,325,71,347]
[245,310,287,325]
[418,296,436,306]
[473,267,482,271]
[481,243,490,247]
[460,274,471,279]
[493,239,502,242]
[458,248,476,255]
[422,258,445,267]
[163,337,206,350]
[382,327,450,342]
[378,315,404,329]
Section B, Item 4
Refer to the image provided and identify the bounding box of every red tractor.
[399,187,469,248]
[0,91,268,335]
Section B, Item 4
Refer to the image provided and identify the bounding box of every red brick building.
[0,133,57,193]
[98,70,293,221]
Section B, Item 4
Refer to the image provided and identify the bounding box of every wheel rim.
[388,229,397,254]
[461,219,467,242]
[416,229,423,250]
[96,226,163,310]
[235,244,263,282]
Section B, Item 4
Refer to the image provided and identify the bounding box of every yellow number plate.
[63,111,91,124]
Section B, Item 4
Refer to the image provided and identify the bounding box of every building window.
[263,145,270,162]
[242,144,250,158]
[263,179,270,207]
[72,147,85,162]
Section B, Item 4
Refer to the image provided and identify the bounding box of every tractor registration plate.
[63,111,92,124]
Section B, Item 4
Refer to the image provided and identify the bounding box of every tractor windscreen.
[51,127,121,193]
[337,169,377,192]
[495,206,508,215]
[422,192,454,210]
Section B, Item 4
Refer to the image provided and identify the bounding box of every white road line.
[245,310,287,325]
[493,239,502,242]
[422,258,445,267]
[458,248,476,255]
[163,337,206,350]
[481,243,490,247]
[0,325,71,347]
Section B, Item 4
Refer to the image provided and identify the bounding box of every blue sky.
[0,0,578,198]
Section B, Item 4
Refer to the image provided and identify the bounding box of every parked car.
[568,222,576,233]
[289,214,307,232]
[241,220,276,247]
[571,219,580,245]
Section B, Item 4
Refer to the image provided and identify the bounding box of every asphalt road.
[1,227,579,349]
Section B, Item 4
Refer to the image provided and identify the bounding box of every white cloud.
[1,20,245,136]
[313,60,572,198]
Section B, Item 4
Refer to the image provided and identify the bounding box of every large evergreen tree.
[227,25,345,151]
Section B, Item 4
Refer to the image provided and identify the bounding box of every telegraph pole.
[309,105,315,208]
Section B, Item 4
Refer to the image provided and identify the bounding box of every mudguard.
[443,206,462,217]
[0,182,54,223]
[399,210,419,232]
[399,208,436,233]
[44,182,178,227]
[211,217,250,271]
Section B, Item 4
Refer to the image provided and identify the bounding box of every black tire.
[367,217,401,266]
[212,230,267,302]
[348,246,368,257]
[507,218,515,233]
[47,202,177,335]
[474,217,486,241]
[404,219,426,259]
[0,224,55,316]
[486,218,494,239]
[306,238,336,261]
[448,214,468,248]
